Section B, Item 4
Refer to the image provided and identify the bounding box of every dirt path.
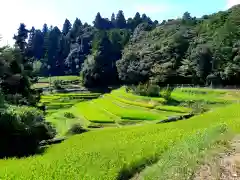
[193,135,240,180]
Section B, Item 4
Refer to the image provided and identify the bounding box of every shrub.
[146,84,160,97]
[53,80,63,90]
[64,112,75,119]
[134,84,148,96]
[66,124,88,135]
[0,106,56,157]
[133,83,161,97]
[161,87,174,100]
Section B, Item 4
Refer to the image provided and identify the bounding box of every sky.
[0,0,240,46]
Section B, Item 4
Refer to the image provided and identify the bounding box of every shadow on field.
[165,98,181,106]
[0,146,48,159]
[117,156,159,180]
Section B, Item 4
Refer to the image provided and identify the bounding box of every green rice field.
[1,86,240,179]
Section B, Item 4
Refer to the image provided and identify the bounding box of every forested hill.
[16,10,158,86]
[117,5,240,86]
[14,5,240,87]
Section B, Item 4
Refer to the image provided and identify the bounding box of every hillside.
[117,5,240,86]
[10,5,240,88]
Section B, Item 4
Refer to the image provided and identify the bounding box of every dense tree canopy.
[5,5,240,87]
[117,5,240,86]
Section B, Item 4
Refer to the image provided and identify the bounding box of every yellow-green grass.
[38,76,80,83]
[106,96,185,118]
[108,93,192,114]
[111,88,166,104]
[53,93,101,97]
[46,100,118,135]
[135,124,230,180]
[46,109,85,137]
[1,104,240,179]
[172,88,229,103]
[45,93,184,135]
[73,101,116,123]
[155,105,192,113]
[93,97,166,120]
[107,94,156,108]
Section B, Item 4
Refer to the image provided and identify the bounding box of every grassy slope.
[1,104,240,179]
[135,124,231,180]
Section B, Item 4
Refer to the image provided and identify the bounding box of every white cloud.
[226,0,240,8]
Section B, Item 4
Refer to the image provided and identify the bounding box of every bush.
[146,84,160,97]
[66,124,88,135]
[134,84,148,96]
[133,83,160,97]
[161,87,174,100]
[0,106,56,158]
[53,80,63,90]
[64,112,75,119]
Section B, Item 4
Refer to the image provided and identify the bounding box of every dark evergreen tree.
[32,30,44,60]
[47,26,61,76]
[115,10,126,29]
[133,12,142,28]
[82,31,117,87]
[69,18,82,41]
[13,23,29,54]
[93,12,103,29]
[26,26,35,58]
[111,13,116,27]
[42,24,49,58]
[62,19,72,36]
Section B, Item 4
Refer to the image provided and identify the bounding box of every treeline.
[117,6,240,86]
[9,5,240,89]
[17,11,157,80]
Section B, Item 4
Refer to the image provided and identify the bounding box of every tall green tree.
[14,23,29,54]
[194,45,213,84]
[26,26,35,58]
[47,26,61,75]
[69,18,82,41]
[82,31,117,87]
[111,13,116,27]
[93,12,103,29]
[62,19,72,36]
[115,10,126,29]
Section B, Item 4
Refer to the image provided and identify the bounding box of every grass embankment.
[1,104,240,179]
[133,125,231,180]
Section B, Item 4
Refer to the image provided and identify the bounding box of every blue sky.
[0,0,239,46]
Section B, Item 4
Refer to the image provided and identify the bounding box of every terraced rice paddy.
[44,88,193,136]
[1,102,240,180]
[2,86,239,179]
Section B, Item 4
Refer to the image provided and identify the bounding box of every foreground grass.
[135,124,231,180]
[1,104,240,179]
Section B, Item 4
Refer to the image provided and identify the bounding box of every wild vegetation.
[1,3,240,180]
